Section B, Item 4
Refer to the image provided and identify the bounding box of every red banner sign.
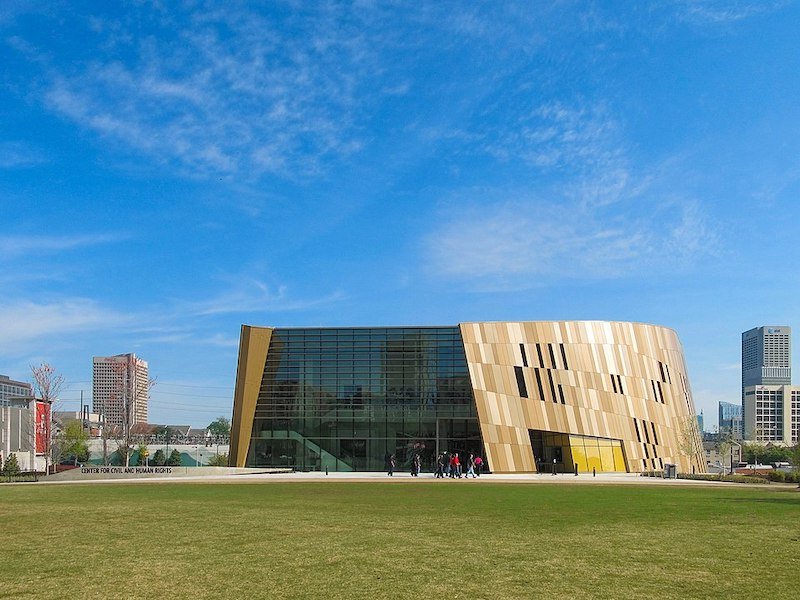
[35,401,50,454]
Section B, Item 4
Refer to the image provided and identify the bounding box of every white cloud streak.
[0,233,127,259]
[35,4,393,180]
[676,0,788,24]
[0,299,130,354]
[427,196,718,288]
[0,141,47,169]
[182,279,346,317]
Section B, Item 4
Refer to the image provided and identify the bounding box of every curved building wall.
[461,321,705,474]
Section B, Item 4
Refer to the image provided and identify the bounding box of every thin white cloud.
[0,233,127,259]
[676,0,788,24]
[0,141,47,169]
[0,299,130,353]
[32,5,393,181]
[426,197,718,288]
[183,279,346,317]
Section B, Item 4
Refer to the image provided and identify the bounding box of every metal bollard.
[574,463,578,476]
[325,466,329,476]
[593,467,596,477]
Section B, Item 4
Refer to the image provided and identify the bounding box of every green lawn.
[1,481,798,599]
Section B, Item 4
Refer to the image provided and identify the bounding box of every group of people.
[385,451,483,478]
[435,451,482,479]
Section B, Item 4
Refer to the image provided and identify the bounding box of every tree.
[58,420,90,466]
[677,415,703,474]
[166,449,182,466]
[3,453,21,480]
[108,357,156,467]
[715,428,734,475]
[207,453,228,467]
[207,416,231,438]
[30,362,64,473]
[100,423,120,466]
[150,449,166,466]
[135,444,150,466]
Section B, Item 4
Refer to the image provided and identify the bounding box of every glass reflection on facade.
[247,327,484,472]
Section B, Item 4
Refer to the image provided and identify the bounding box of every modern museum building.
[229,321,705,474]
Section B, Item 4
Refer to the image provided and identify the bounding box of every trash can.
[664,464,677,479]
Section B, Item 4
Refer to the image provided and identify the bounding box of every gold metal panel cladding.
[460,321,704,474]
[229,325,272,467]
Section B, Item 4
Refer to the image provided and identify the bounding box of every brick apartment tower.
[92,354,149,428]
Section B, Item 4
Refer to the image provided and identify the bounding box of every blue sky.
[2,1,799,428]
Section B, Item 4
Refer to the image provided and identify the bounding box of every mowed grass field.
[1,481,798,599]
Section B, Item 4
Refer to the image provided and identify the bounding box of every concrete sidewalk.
[16,469,793,488]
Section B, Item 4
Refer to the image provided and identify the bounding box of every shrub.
[676,473,770,484]
[206,453,228,467]
[150,449,166,466]
[166,449,182,466]
[781,471,800,484]
[2,453,21,478]
[767,470,786,482]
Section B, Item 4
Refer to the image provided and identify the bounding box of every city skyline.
[2,3,800,427]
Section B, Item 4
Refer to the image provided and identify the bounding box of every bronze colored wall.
[460,321,705,474]
[228,325,272,467]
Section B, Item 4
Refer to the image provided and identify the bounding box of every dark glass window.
[548,344,557,369]
[520,344,528,367]
[536,344,544,367]
[534,369,545,401]
[547,370,557,403]
[559,344,569,370]
[514,366,528,398]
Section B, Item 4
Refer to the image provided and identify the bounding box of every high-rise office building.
[92,354,149,428]
[741,325,796,444]
[718,401,743,440]
[742,326,791,397]
[743,385,800,444]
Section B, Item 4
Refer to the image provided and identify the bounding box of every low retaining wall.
[44,466,290,481]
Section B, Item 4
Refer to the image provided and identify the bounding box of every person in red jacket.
[450,452,461,478]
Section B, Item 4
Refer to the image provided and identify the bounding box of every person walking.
[474,455,483,476]
[413,453,421,477]
[387,454,395,476]
[466,453,476,478]
[451,452,461,478]
[435,453,444,478]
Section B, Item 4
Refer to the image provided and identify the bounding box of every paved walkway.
[18,470,796,489]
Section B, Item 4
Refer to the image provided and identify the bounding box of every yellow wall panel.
[229,325,273,467]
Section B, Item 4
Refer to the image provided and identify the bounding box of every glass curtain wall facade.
[247,327,483,472]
